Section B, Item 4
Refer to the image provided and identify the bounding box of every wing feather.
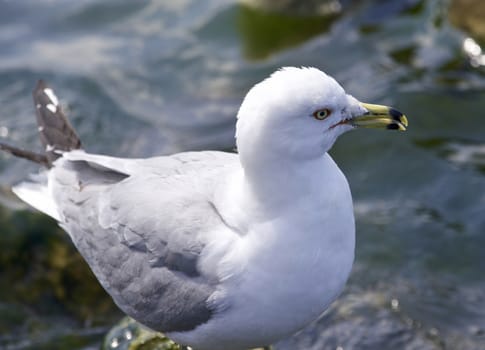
[51,151,239,332]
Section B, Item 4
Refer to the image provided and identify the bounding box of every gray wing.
[52,151,238,332]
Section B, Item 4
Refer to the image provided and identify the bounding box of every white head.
[235,67,407,169]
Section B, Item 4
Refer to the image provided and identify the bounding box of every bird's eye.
[313,108,331,120]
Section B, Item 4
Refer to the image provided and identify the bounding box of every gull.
[0,67,407,350]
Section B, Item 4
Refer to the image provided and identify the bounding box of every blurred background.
[0,0,484,349]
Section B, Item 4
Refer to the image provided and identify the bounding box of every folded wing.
[50,151,238,332]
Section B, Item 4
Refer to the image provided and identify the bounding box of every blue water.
[0,0,484,349]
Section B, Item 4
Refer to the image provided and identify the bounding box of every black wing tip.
[33,79,48,95]
[31,80,83,164]
[0,80,83,167]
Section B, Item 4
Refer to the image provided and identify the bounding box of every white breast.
[170,155,355,350]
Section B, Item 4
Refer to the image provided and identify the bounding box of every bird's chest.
[255,216,352,302]
[218,204,355,340]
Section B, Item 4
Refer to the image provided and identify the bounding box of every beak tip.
[393,114,408,131]
[389,108,408,129]
[401,115,409,128]
[386,123,406,131]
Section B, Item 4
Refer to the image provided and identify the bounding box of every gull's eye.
[313,108,331,120]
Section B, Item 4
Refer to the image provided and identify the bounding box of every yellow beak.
[352,103,408,131]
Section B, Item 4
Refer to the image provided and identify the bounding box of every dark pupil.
[320,111,325,116]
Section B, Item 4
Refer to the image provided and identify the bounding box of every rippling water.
[0,0,484,349]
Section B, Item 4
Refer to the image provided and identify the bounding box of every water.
[0,0,484,349]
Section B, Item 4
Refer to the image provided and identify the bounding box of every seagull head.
[236,67,408,166]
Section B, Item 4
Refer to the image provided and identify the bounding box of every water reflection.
[416,137,485,174]
[239,0,343,16]
[449,0,485,67]
[449,0,485,44]
[237,4,340,60]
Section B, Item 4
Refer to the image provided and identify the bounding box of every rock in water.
[103,317,183,350]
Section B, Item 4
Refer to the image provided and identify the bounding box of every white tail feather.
[12,179,60,221]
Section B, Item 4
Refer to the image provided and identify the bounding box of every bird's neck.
[240,153,334,209]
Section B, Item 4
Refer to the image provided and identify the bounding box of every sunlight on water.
[463,37,485,67]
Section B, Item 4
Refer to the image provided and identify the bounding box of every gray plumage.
[5,81,240,332]
[53,151,238,332]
